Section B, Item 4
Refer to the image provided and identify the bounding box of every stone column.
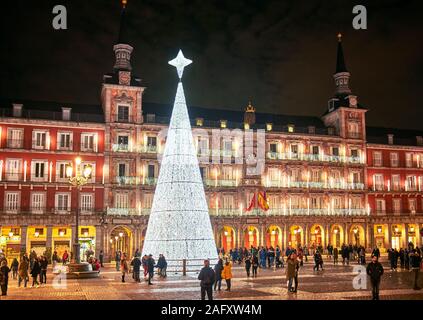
[20,226,28,255]
[386,223,392,249]
[344,223,348,245]
[404,223,409,249]
[325,225,329,248]
[95,226,103,257]
[46,226,53,261]
[305,225,309,247]
[260,225,264,247]
[283,224,287,250]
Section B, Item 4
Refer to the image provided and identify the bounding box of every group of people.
[198,258,233,300]
[115,250,167,285]
[0,251,49,296]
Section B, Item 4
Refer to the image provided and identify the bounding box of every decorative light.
[271,230,276,235]
[75,157,82,166]
[8,231,14,238]
[142,50,218,272]
[83,165,92,178]
[410,226,415,233]
[34,231,39,238]
[119,232,124,238]
[84,231,89,237]
[314,229,319,234]
[266,123,273,131]
[224,231,228,236]
[293,229,297,235]
[109,239,113,243]
[115,236,119,241]
[353,228,358,234]
[334,229,339,234]
[394,226,399,233]
[59,231,65,237]
[65,165,73,178]
[377,226,382,234]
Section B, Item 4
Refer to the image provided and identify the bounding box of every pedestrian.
[99,250,104,267]
[198,259,215,300]
[157,254,168,278]
[0,259,10,296]
[62,250,69,265]
[252,254,259,278]
[40,255,48,284]
[30,250,37,269]
[221,261,233,291]
[409,249,422,290]
[213,259,223,291]
[142,254,148,280]
[133,256,141,282]
[399,248,405,268]
[366,255,384,300]
[313,251,320,271]
[18,255,29,288]
[333,247,339,265]
[147,254,155,285]
[11,258,19,280]
[30,257,41,288]
[52,251,59,268]
[286,253,299,293]
[245,257,251,277]
[115,251,121,271]
[120,253,129,283]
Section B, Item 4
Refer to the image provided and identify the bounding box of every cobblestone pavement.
[1,256,422,300]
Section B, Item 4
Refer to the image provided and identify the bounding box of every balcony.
[204,179,239,188]
[5,139,24,149]
[263,180,364,191]
[266,152,364,165]
[208,208,368,216]
[106,207,149,216]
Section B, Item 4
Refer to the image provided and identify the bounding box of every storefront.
[391,224,403,249]
[52,227,72,259]
[27,227,47,257]
[79,226,96,262]
[374,224,387,252]
[0,227,22,264]
[407,224,417,247]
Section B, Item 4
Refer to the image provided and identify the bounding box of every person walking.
[30,257,41,288]
[142,254,148,280]
[286,253,299,293]
[157,254,168,278]
[0,259,10,296]
[410,249,422,290]
[245,257,251,277]
[62,250,69,265]
[99,250,104,267]
[120,253,129,283]
[333,247,339,265]
[221,261,233,292]
[52,251,59,269]
[213,259,223,291]
[198,259,215,300]
[252,254,259,278]
[132,255,141,282]
[115,251,121,271]
[366,255,384,300]
[10,258,19,280]
[147,254,155,285]
[18,255,29,288]
[39,255,48,284]
[313,251,320,271]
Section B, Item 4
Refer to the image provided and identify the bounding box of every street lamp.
[66,157,92,264]
[8,231,14,238]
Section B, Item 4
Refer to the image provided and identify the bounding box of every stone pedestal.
[66,263,100,279]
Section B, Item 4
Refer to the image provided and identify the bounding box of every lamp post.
[66,157,92,264]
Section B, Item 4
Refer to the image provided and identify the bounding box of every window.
[348,122,359,138]
[31,193,45,213]
[55,193,71,213]
[5,159,21,181]
[268,168,279,181]
[352,172,360,183]
[32,130,48,149]
[31,160,48,182]
[393,199,401,215]
[406,176,417,191]
[391,175,400,191]
[405,153,413,168]
[390,153,399,167]
[290,168,300,182]
[7,128,24,148]
[5,192,20,213]
[117,105,129,122]
[143,194,153,208]
[115,193,129,209]
[56,161,70,182]
[147,136,157,147]
[351,197,362,209]
[222,195,234,209]
[269,143,277,154]
[147,164,155,178]
[373,151,382,166]
[196,118,204,126]
[117,135,129,151]
[223,140,232,157]
[310,196,321,209]
[81,133,97,152]
[332,147,339,157]
[57,132,72,150]
[81,162,95,183]
[222,166,233,180]
[80,193,93,213]
[290,144,298,158]
[332,197,342,209]
[350,149,359,159]
[197,138,209,155]
[288,125,294,133]
[374,174,384,191]
[409,199,417,213]
[376,199,386,214]
[311,170,321,183]
[312,146,319,155]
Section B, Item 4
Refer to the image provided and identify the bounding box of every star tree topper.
[168,50,192,80]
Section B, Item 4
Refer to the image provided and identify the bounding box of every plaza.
[1,255,422,300]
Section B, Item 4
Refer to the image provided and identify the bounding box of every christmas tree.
[142,50,218,272]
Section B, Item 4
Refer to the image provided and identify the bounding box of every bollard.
[182,259,186,276]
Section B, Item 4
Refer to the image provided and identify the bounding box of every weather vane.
[168,50,192,80]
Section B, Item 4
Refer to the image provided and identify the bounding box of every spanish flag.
[257,191,269,211]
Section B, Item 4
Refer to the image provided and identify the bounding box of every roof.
[336,37,348,74]
[367,127,423,147]
[0,99,104,123]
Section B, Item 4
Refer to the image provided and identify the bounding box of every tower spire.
[333,33,351,95]
[113,0,133,72]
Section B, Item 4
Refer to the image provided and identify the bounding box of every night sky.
[1,0,422,130]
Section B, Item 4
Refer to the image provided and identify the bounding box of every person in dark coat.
[11,258,19,279]
[213,259,223,291]
[198,259,215,300]
[333,247,339,265]
[366,255,384,300]
[245,257,251,277]
[399,248,405,268]
[0,259,11,296]
[132,256,142,282]
[30,257,41,288]
[252,254,259,278]
[410,249,422,290]
[39,255,48,284]
[156,254,168,278]
[99,250,104,267]
[147,254,155,285]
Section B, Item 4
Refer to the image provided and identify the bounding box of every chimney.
[13,103,23,117]
[387,134,394,145]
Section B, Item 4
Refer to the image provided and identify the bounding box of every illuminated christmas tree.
[142,50,218,272]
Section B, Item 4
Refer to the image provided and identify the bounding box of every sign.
[246,218,259,224]
[113,218,132,225]
[352,218,365,222]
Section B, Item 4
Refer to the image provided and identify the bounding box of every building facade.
[1,5,422,263]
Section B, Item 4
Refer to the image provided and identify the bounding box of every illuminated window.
[196,118,204,126]
[288,125,295,133]
[266,123,273,131]
[220,120,227,128]
[244,123,250,130]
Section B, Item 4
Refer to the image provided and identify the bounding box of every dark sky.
[1,0,422,130]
